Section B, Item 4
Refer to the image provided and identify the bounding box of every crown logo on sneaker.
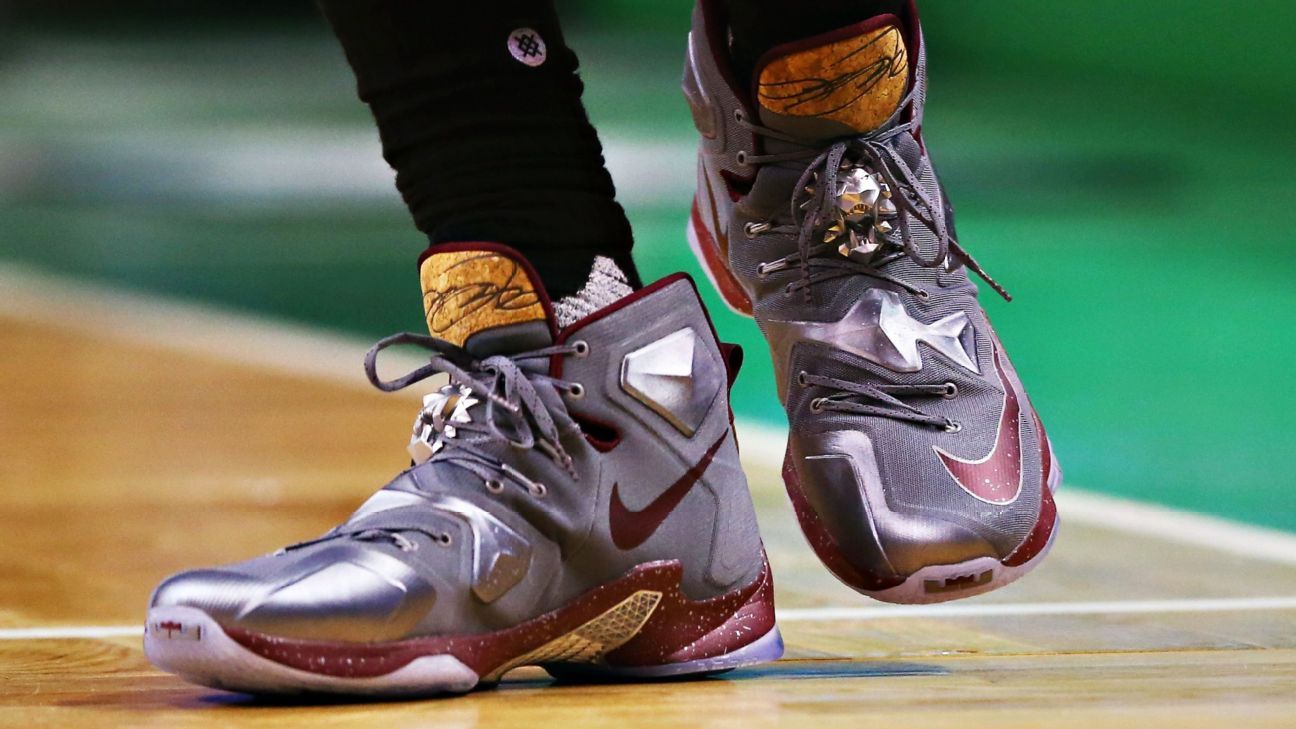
[419,248,547,347]
[757,20,909,135]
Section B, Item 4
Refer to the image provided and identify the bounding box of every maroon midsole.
[225,558,774,679]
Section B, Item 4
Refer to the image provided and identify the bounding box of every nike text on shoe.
[683,0,1059,604]
[144,243,782,695]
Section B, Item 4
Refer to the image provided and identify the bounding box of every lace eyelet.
[944,420,962,434]
[916,290,931,300]
[810,397,826,413]
[568,383,585,399]
[744,221,770,239]
[530,483,548,498]
[733,108,745,124]
[942,382,959,399]
[735,150,748,167]
[572,340,590,357]
[797,371,810,388]
[437,533,453,547]
[484,479,505,494]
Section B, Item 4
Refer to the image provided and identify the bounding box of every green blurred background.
[1,2,1292,528]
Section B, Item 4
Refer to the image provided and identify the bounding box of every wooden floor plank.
[3,314,1296,727]
[3,641,1295,728]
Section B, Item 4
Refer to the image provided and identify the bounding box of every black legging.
[316,0,905,298]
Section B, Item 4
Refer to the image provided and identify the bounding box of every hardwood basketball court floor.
[3,267,1295,728]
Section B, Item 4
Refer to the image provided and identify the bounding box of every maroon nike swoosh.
[609,433,729,550]
[934,344,1023,505]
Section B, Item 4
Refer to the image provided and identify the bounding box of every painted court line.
[776,596,1296,622]
[0,625,144,640]
[4,263,1296,568]
[4,596,1296,641]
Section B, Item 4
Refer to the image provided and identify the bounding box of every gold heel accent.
[484,590,663,680]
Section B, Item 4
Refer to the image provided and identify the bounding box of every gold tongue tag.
[757,19,910,135]
[419,248,548,347]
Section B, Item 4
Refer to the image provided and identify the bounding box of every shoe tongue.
[418,244,555,357]
[755,15,911,143]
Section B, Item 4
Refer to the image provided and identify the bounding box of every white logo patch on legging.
[508,27,547,67]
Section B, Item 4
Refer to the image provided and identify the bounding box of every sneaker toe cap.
[790,430,1001,582]
[149,546,436,643]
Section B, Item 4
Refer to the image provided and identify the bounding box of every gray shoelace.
[800,372,959,431]
[281,333,582,555]
[364,332,584,493]
[738,85,1011,304]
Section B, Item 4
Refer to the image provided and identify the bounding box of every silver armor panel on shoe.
[761,288,978,401]
[152,545,437,643]
[792,430,996,577]
[620,327,726,437]
[422,494,532,604]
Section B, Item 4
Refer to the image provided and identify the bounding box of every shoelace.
[736,85,1011,304]
[279,526,440,555]
[281,333,582,556]
[799,372,960,431]
[737,89,1000,432]
[364,332,585,493]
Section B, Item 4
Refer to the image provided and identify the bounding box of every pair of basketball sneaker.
[145,3,1059,695]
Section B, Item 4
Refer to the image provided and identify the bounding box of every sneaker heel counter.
[704,428,766,591]
[678,283,767,591]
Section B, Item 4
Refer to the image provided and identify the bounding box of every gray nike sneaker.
[144,243,781,695]
[683,1,1059,603]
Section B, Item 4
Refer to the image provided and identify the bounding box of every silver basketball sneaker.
[144,243,781,695]
[683,0,1059,603]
